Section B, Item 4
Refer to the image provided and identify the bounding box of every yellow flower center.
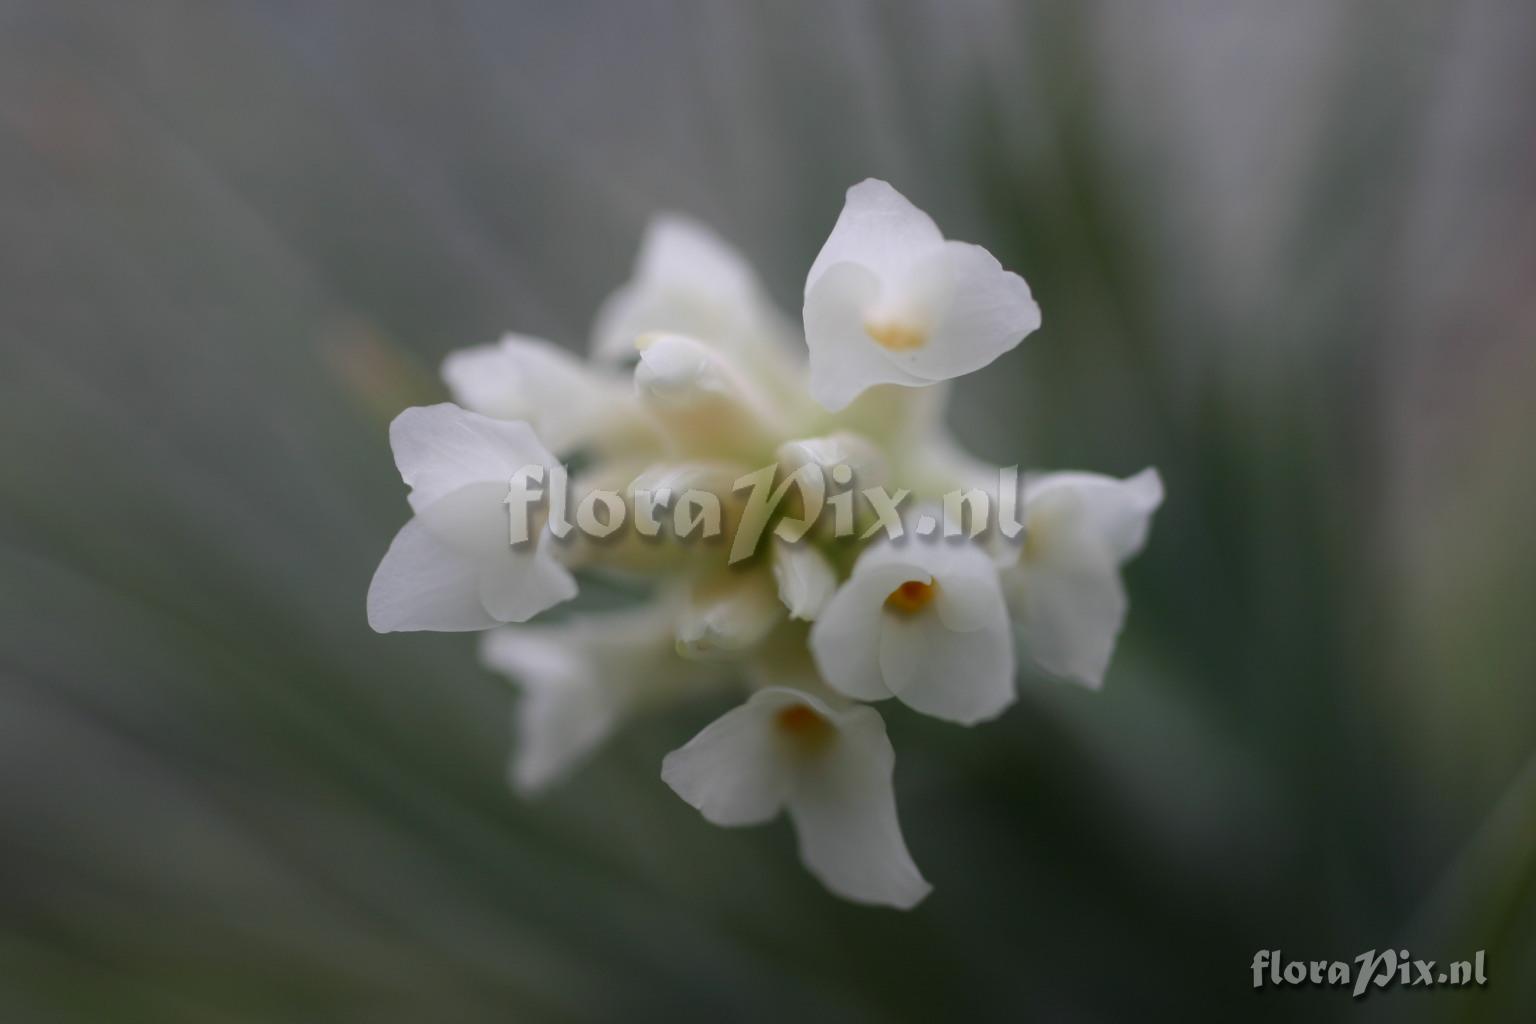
[865,321,927,351]
[884,578,937,615]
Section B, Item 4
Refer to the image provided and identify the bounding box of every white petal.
[772,538,838,621]
[389,404,558,514]
[884,241,1040,382]
[775,432,888,490]
[661,688,797,826]
[836,382,950,458]
[808,556,915,702]
[484,602,720,792]
[878,597,1015,725]
[806,179,944,289]
[632,332,731,404]
[441,334,632,456]
[592,214,762,360]
[476,538,578,624]
[1007,558,1127,689]
[899,427,1007,505]
[803,261,926,412]
[1025,467,1164,564]
[872,537,1001,633]
[399,480,577,626]
[632,332,781,457]
[595,215,809,413]
[786,701,931,909]
[367,517,497,633]
[415,480,519,557]
[485,632,618,794]
[630,215,757,312]
[931,549,1005,634]
[372,474,577,632]
[675,571,783,661]
[441,342,525,418]
[1004,468,1161,687]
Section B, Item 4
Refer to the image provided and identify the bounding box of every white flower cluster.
[368,179,1163,908]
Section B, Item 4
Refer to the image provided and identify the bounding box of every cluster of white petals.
[368,179,1162,908]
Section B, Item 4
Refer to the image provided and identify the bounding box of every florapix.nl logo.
[1252,949,1487,998]
[502,461,1032,562]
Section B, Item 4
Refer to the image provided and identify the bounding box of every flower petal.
[484,632,618,794]
[485,602,718,792]
[1003,468,1161,687]
[389,404,559,514]
[887,241,1040,382]
[836,383,950,464]
[661,688,797,826]
[775,432,888,491]
[476,539,578,624]
[878,596,1015,725]
[632,332,781,458]
[415,480,518,557]
[1007,558,1127,689]
[806,178,944,289]
[899,427,1004,503]
[842,534,996,631]
[366,517,498,633]
[441,334,638,456]
[675,570,784,661]
[632,331,776,413]
[808,555,915,702]
[803,261,926,412]
[772,538,838,621]
[391,480,577,627]
[786,701,931,909]
[892,537,1001,633]
[1025,468,1164,564]
[592,213,790,363]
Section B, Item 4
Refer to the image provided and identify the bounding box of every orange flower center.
[774,703,834,751]
[884,578,937,615]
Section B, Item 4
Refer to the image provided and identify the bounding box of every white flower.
[662,687,930,909]
[592,215,801,393]
[367,188,1164,909]
[367,404,576,632]
[803,178,1041,411]
[482,601,723,793]
[1000,468,1163,688]
[441,333,653,457]
[810,534,1016,725]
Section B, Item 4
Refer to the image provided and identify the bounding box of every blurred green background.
[3,1,1535,1020]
